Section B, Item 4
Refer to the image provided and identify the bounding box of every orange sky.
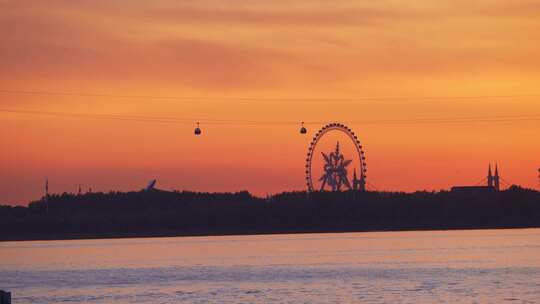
[1,0,540,204]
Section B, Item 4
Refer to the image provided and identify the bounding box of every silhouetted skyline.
[1,186,539,242]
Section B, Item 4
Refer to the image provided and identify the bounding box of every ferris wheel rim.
[306,122,367,192]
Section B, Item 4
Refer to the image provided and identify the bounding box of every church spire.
[494,164,500,191]
[488,164,494,188]
[353,168,359,191]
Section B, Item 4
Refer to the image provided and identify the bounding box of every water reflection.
[1,229,539,303]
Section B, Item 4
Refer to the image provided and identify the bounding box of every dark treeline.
[1,186,540,241]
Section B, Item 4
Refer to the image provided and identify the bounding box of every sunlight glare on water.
[1,229,540,303]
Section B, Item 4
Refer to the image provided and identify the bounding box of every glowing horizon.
[1,0,540,204]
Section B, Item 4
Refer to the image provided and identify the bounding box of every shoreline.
[3,188,539,243]
[2,224,539,243]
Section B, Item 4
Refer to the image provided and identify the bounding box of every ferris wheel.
[305,123,367,192]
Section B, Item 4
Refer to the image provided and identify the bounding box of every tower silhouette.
[352,168,366,191]
[45,179,49,214]
[494,164,500,191]
[488,164,494,188]
[353,168,359,191]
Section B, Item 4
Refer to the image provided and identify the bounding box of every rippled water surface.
[1,229,540,303]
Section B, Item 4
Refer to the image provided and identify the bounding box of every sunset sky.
[1,0,540,204]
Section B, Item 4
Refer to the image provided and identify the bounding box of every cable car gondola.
[299,122,307,134]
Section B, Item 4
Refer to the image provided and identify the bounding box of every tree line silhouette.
[1,186,539,241]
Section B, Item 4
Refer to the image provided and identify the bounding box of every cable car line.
[1,108,540,127]
[1,89,540,104]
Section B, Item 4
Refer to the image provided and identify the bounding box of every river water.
[1,229,539,303]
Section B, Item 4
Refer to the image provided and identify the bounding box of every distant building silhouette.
[352,168,365,191]
[451,164,501,193]
[450,185,496,194]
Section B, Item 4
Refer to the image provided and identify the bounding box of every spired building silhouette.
[451,164,501,193]
[487,164,501,191]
